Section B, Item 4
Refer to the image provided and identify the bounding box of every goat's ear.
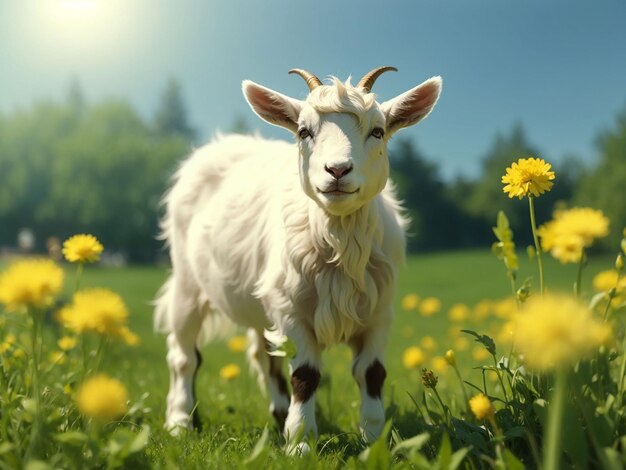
[242,80,303,133]
[380,76,442,136]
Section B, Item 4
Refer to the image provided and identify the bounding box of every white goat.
[155,67,442,449]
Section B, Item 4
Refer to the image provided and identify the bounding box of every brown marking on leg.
[365,360,386,399]
[291,365,320,403]
[192,347,203,431]
[272,408,288,430]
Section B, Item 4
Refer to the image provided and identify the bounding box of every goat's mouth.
[318,187,360,197]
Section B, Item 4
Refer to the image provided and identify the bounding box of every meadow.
[4,247,615,469]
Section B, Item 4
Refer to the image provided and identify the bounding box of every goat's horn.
[357,66,398,92]
[288,68,323,91]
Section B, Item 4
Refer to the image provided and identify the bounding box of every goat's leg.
[164,282,202,434]
[282,325,322,454]
[350,324,390,442]
[246,329,290,429]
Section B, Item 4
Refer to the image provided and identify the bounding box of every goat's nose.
[324,164,353,179]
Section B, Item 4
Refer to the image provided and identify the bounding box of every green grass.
[57,249,615,467]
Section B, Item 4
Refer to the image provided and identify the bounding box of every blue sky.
[1,0,625,180]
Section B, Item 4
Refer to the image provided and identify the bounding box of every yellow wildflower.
[420,336,438,352]
[58,336,77,351]
[0,333,16,354]
[0,259,64,311]
[76,374,128,421]
[219,363,241,381]
[496,321,515,345]
[432,356,449,375]
[469,393,495,420]
[593,270,625,293]
[454,336,470,352]
[494,297,517,319]
[472,346,490,362]
[402,346,425,369]
[118,326,140,346]
[444,349,456,367]
[58,288,128,336]
[448,303,470,322]
[419,297,441,316]
[502,157,555,199]
[62,234,104,263]
[514,294,611,370]
[538,208,609,264]
[227,335,248,353]
[401,293,420,311]
[473,299,493,321]
[49,351,66,365]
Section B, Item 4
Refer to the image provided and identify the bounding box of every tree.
[575,104,626,249]
[154,78,196,142]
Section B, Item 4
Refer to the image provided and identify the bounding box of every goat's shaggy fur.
[155,72,441,449]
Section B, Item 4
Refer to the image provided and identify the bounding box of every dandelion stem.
[74,262,84,293]
[493,356,510,405]
[25,309,43,460]
[543,370,566,470]
[452,365,471,415]
[617,335,626,408]
[574,250,586,298]
[528,196,545,295]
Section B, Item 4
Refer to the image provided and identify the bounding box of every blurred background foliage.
[0,79,624,262]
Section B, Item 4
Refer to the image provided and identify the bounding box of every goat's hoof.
[286,441,311,456]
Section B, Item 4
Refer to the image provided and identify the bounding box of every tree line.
[0,80,624,262]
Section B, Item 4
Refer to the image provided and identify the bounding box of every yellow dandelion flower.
[75,374,128,421]
[0,259,64,311]
[58,288,128,336]
[501,157,555,199]
[49,350,66,365]
[454,336,470,352]
[538,208,610,264]
[444,349,456,367]
[401,293,420,311]
[219,363,241,381]
[419,297,441,316]
[58,336,77,351]
[448,303,470,322]
[402,346,425,369]
[487,370,499,383]
[227,335,248,353]
[472,299,493,321]
[118,326,140,346]
[62,234,104,263]
[0,333,16,354]
[514,294,611,370]
[12,348,25,360]
[420,336,438,352]
[432,356,449,375]
[493,298,517,320]
[469,393,495,420]
[593,270,624,292]
[472,346,490,362]
[496,321,516,345]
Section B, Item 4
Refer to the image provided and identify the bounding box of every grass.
[54,248,615,468]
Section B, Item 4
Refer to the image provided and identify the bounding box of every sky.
[1,0,625,180]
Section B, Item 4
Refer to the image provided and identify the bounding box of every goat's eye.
[370,127,385,139]
[298,128,312,140]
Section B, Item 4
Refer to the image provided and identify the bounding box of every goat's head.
[243,67,442,216]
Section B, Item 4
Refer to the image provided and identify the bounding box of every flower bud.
[622,237,626,256]
[617,254,625,272]
[421,369,438,389]
[526,245,536,260]
[444,349,456,367]
[517,285,530,303]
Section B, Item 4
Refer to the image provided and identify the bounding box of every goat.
[154,67,442,451]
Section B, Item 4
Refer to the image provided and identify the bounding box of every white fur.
[155,73,442,445]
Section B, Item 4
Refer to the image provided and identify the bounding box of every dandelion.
[75,374,128,421]
[472,299,493,322]
[58,288,129,336]
[227,335,248,353]
[514,294,610,370]
[472,346,490,362]
[401,293,420,311]
[62,234,104,263]
[444,349,456,367]
[0,259,64,311]
[220,363,241,381]
[402,346,424,369]
[493,297,517,319]
[118,326,140,346]
[58,336,77,351]
[420,336,438,352]
[469,393,495,420]
[448,303,470,322]
[419,297,441,316]
[432,356,449,375]
[538,208,609,264]
[49,351,66,365]
[501,157,555,199]
[0,333,16,354]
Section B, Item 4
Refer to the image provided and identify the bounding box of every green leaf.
[0,442,15,455]
[436,433,452,469]
[502,448,525,470]
[53,431,88,446]
[245,426,271,466]
[460,330,496,356]
[128,425,150,454]
[24,461,52,470]
[392,432,430,456]
[449,447,471,470]
[358,421,393,470]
